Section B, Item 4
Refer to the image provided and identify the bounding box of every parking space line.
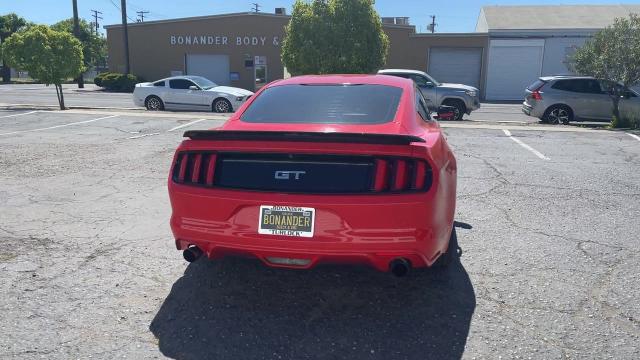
[129,133,160,139]
[502,129,550,160]
[0,110,39,119]
[0,115,119,136]
[167,119,207,132]
[627,133,640,142]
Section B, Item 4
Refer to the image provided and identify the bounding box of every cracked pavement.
[0,109,638,359]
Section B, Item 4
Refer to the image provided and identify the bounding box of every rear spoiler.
[183,130,425,145]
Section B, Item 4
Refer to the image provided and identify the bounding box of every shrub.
[93,71,111,87]
[613,111,640,129]
[96,72,140,92]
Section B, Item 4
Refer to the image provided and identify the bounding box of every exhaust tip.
[183,246,203,263]
[389,258,411,277]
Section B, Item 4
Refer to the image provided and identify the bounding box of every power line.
[108,0,136,22]
[91,9,103,34]
[136,10,149,22]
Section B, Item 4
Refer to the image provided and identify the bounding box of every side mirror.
[434,105,456,121]
[188,85,199,90]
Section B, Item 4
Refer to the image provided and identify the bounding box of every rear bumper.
[170,187,455,272]
[522,101,544,118]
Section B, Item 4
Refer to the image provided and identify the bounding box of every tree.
[51,18,107,71]
[2,25,85,109]
[282,0,389,75]
[0,13,28,82]
[570,14,640,121]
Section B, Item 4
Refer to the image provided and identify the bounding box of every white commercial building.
[476,4,640,100]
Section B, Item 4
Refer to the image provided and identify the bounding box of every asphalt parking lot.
[0,84,536,123]
[1,109,638,359]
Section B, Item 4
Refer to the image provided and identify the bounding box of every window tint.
[552,79,603,94]
[415,89,430,121]
[241,84,403,124]
[600,81,638,97]
[527,80,546,91]
[169,79,196,90]
[410,75,430,87]
[153,81,165,87]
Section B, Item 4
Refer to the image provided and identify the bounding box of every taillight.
[531,90,543,101]
[531,83,545,101]
[372,158,432,193]
[172,152,217,186]
[173,152,432,193]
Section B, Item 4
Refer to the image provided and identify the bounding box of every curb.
[0,103,141,111]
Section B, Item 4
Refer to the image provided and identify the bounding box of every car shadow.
[150,228,475,360]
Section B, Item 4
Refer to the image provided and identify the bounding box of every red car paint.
[168,74,457,273]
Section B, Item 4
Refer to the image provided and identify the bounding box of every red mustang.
[168,75,457,276]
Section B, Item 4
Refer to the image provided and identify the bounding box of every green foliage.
[51,18,106,68]
[570,14,640,118]
[96,72,140,92]
[2,25,84,108]
[571,14,640,87]
[0,13,29,82]
[94,71,110,87]
[282,0,389,75]
[611,115,628,128]
[613,111,640,129]
[2,25,84,85]
[0,13,28,40]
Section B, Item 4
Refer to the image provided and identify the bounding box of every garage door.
[485,40,544,101]
[428,47,482,89]
[185,54,230,86]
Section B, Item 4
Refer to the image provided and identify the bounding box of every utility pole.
[121,0,130,74]
[136,10,149,22]
[72,0,84,88]
[251,3,261,13]
[91,9,103,34]
[427,15,437,33]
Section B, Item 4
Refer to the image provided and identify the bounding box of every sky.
[2,0,640,34]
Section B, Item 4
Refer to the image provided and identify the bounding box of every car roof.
[271,74,413,88]
[540,75,596,81]
[156,75,211,82]
[378,69,427,76]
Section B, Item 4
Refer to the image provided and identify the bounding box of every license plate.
[258,205,315,238]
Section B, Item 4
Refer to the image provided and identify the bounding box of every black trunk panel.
[214,153,375,193]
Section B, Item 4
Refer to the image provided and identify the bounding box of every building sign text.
[170,35,280,47]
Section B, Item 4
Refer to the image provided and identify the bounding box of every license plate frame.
[258,205,315,238]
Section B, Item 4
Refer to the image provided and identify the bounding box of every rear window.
[527,80,546,91]
[241,84,403,124]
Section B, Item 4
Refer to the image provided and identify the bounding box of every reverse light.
[266,257,311,266]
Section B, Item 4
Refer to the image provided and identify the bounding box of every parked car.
[168,74,458,276]
[378,69,481,120]
[133,75,253,113]
[522,76,640,124]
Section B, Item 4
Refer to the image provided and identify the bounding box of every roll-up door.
[428,47,483,89]
[186,54,230,86]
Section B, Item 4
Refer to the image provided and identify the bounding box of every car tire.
[213,98,233,113]
[431,227,460,269]
[145,96,164,111]
[544,105,573,125]
[442,99,466,121]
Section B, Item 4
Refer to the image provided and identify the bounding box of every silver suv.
[522,76,640,124]
[378,69,481,120]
